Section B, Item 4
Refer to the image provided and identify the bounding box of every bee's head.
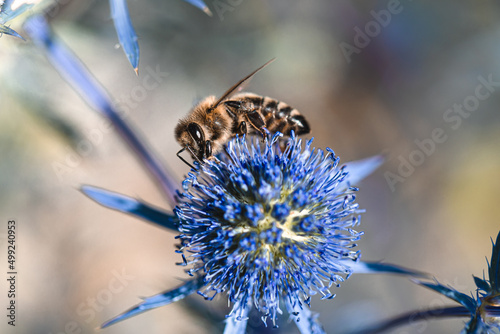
[175,122,212,165]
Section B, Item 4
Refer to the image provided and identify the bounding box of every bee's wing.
[211,58,275,109]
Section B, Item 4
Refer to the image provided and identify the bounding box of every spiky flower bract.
[175,133,364,329]
[357,232,500,334]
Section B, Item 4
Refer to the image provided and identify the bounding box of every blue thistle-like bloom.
[175,132,365,329]
[26,15,428,334]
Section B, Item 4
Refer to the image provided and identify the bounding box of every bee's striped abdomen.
[227,93,311,137]
[261,97,310,136]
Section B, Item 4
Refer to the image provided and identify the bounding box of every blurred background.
[1,0,500,333]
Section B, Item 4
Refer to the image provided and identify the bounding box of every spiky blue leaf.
[473,276,491,294]
[0,0,34,24]
[340,155,384,190]
[110,0,139,73]
[102,276,205,328]
[344,260,429,277]
[182,0,212,16]
[81,186,178,231]
[413,279,477,313]
[0,23,23,40]
[489,231,500,293]
[24,15,179,208]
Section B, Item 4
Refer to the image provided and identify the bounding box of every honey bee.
[175,59,310,167]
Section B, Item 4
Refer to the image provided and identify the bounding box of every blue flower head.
[175,132,364,327]
[27,16,426,334]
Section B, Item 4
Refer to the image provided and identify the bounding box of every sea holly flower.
[175,133,369,328]
[96,133,384,334]
[25,15,425,334]
[80,136,424,334]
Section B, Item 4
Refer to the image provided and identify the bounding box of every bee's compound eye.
[187,123,205,144]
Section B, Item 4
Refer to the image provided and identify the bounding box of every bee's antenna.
[177,146,206,170]
[177,147,196,170]
[210,58,276,111]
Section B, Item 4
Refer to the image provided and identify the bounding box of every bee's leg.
[245,110,270,141]
[225,100,242,110]
[238,121,247,135]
